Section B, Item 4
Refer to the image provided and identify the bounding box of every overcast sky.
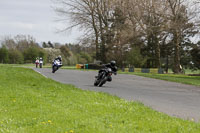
[0,0,82,44]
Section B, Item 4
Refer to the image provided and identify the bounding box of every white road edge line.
[34,69,48,78]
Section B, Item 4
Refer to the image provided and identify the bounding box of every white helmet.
[58,55,62,60]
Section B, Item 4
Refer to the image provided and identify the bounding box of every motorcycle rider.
[52,55,63,73]
[98,60,117,82]
[39,57,43,68]
[53,55,62,64]
[35,57,39,68]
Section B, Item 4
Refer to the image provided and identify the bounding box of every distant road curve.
[33,68,200,121]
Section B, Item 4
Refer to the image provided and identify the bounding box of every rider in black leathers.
[98,60,117,82]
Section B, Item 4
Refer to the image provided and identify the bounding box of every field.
[0,65,200,132]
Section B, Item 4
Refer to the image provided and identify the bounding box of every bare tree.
[1,36,16,50]
[55,0,124,63]
[55,0,101,59]
[123,0,168,68]
[54,0,200,70]
[163,0,199,73]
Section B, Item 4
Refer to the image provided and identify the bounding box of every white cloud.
[0,0,82,44]
[0,21,35,32]
[14,22,35,30]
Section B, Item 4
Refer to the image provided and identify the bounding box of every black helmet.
[110,60,116,66]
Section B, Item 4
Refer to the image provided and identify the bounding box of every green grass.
[167,69,200,74]
[4,63,76,69]
[119,71,200,87]
[184,69,200,74]
[0,65,200,132]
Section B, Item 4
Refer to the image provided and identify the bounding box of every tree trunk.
[173,31,181,73]
[91,8,99,60]
[154,36,161,68]
[97,1,106,63]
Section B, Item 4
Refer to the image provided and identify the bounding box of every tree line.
[55,0,200,73]
[0,35,46,64]
[0,35,95,65]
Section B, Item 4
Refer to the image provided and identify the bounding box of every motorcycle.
[94,68,116,87]
[39,60,43,68]
[35,59,39,68]
[52,59,62,73]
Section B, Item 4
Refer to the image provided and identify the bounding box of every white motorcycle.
[39,60,43,68]
[52,59,62,73]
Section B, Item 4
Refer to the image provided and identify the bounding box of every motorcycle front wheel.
[94,78,100,86]
[98,77,107,87]
[52,66,57,73]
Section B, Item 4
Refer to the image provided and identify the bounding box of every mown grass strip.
[120,71,200,87]
[0,65,200,132]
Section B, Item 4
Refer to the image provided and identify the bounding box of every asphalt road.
[33,68,200,121]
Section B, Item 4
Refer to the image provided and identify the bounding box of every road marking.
[34,69,48,78]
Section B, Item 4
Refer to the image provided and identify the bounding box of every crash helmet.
[110,60,116,67]
[58,55,62,60]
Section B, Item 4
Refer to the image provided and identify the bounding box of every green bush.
[0,46,9,63]
[8,49,24,64]
[127,46,147,68]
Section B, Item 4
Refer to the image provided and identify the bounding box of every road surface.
[33,68,200,121]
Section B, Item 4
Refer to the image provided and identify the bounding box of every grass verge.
[119,71,200,87]
[0,65,200,132]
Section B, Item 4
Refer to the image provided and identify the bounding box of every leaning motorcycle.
[52,59,62,73]
[94,68,116,87]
